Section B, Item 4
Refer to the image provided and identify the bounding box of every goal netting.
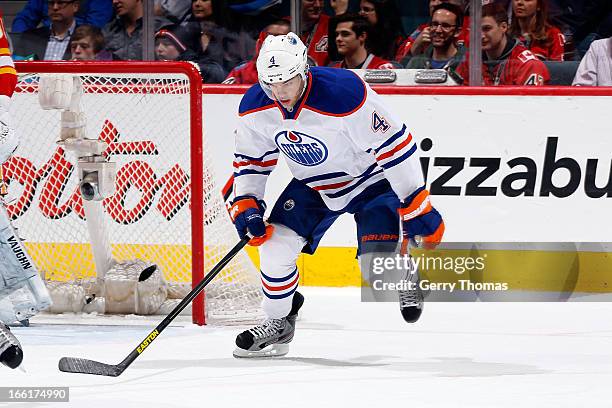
[8,61,263,325]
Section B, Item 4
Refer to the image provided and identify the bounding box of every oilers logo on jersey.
[234,67,424,212]
[275,131,328,166]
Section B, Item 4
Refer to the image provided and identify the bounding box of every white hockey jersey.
[233,67,424,211]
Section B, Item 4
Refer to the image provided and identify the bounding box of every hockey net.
[8,61,262,325]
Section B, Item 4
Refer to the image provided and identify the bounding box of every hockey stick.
[58,235,251,377]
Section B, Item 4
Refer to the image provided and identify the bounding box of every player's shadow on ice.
[273,357,388,367]
[383,357,551,377]
[132,355,549,378]
[133,355,388,371]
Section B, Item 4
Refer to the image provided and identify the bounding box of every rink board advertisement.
[10,86,195,284]
[7,83,612,291]
[202,86,612,290]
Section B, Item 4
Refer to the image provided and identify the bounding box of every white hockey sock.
[258,224,306,319]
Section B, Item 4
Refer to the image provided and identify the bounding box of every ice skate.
[233,291,304,358]
[398,269,423,323]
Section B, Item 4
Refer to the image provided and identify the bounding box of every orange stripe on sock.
[261,272,299,292]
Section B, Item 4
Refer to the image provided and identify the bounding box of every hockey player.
[0,11,52,368]
[229,32,444,358]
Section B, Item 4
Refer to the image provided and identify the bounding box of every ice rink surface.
[2,287,612,408]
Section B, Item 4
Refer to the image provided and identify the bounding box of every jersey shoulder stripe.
[303,67,366,117]
[239,83,275,116]
[381,144,417,169]
[374,124,407,154]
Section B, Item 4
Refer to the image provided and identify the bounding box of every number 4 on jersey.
[371,111,390,133]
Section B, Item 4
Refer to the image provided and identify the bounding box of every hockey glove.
[229,196,274,246]
[398,187,445,249]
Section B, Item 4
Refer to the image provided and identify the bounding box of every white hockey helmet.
[256,32,309,99]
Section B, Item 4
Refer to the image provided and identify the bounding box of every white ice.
[1,287,612,408]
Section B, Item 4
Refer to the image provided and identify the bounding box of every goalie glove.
[229,196,274,246]
[398,187,445,249]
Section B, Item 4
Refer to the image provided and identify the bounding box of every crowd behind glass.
[4,0,611,86]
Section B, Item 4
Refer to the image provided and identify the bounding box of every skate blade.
[233,343,289,359]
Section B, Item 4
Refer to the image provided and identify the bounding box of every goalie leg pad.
[0,205,51,324]
[0,205,38,293]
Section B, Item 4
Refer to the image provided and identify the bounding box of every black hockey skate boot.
[398,269,423,323]
[233,291,304,358]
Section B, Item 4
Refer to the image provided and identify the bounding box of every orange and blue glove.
[398,187,444,250]
[229,196,274,246]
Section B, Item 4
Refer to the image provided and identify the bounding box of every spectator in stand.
[185,0,255,75]
[571,1,611,57]
[572,37,612,86]
[397,0,470,62]
[330,0,350,16]
[11,0,113,33]
[187,0,219,51]
[103,0,156,60]
[70,24,112,60]
[188,0,227,68]
[155,25,225,83]
[456,3,549,85]
[154,0,192,24]
[223,19,290,84]
[547,0,611,60]
[509,0,565,61]
[11,0,80,60]
[188,0,214,21]
[357,0,405,61]
[404,3,466,74]
[298,0,331,67]
[329,13,394,69]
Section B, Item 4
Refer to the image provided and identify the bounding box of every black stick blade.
[58,357,125,377]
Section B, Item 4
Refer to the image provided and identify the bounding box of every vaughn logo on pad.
[275,131,328,166]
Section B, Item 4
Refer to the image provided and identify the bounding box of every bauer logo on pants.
[275,131,328,166]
